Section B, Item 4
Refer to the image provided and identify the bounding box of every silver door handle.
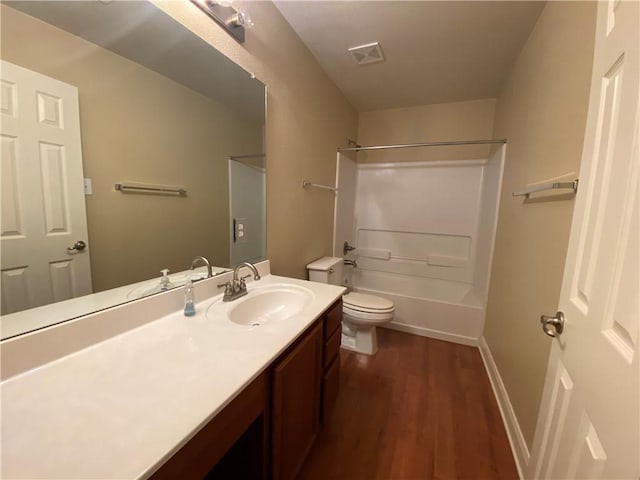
[67,240,87,252]
[540,311,565,337]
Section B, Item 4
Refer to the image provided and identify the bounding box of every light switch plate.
[84,178,93,195]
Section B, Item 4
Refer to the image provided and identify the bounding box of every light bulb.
[227,10,254,28]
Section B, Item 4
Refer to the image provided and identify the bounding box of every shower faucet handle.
[343,241,356,255]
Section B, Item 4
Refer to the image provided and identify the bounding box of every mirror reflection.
[0,1,266,339]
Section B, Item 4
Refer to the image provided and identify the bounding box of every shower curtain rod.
[337,138,507,152]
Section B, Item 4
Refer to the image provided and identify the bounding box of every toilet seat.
[342,292,394,314]
[342,292,394,326]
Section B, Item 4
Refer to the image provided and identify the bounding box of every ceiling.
[274,1,545,112]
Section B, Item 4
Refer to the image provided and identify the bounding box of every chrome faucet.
[343,241,356,255]
[218,262,261,302]
[190,256,213,278]
[344,259,358,268]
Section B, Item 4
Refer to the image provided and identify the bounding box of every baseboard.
[383,321,479,347]
[478,336,529,478]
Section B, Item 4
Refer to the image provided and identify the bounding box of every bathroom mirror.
[0,1,266,339]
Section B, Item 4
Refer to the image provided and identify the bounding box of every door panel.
[1,135,23,237]
[0,60,91,315]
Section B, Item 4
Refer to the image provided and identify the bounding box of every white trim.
[383,321,479,347]
[332,152,342,257]
[478,336,529,479]
[356,159,488,170]
[478,145,506,300]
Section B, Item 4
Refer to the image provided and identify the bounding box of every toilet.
[307,256,394,355]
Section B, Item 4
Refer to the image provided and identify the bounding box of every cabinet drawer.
[324,325,341,368]
[324,300,342,340]
[321,357,340,424]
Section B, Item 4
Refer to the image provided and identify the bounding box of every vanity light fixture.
[190,0,253,43]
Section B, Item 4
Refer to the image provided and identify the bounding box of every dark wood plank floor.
[298,328,518,480]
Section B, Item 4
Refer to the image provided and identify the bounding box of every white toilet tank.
[306,256,344,286]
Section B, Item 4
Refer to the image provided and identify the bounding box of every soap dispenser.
[184,277,196,316]
[159,269,175,291]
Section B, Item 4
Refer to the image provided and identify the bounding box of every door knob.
[67,240,87,252]
[540,311,565,337]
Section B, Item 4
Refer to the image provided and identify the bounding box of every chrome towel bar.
[302,180,338,192]
[115,183,187,196]
[512,179,578,199]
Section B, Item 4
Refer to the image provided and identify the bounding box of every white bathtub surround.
[0,265,345,479]
[333,152,358,263]
[472,146,505,299]
[334,146,505,345]
[351,269,484,346]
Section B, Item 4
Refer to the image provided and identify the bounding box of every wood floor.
[297,329,518,480]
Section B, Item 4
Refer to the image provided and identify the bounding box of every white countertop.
[0,274,344,479]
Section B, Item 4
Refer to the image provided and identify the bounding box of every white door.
[229,158,266,266]
[1,60,92,315]
[527,1,638,479]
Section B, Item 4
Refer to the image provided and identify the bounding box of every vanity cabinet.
[272,299,343,480]
[150,372,268,480]
[150,298,343,480]
[271,322,323,480]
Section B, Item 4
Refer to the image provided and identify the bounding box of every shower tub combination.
[334,144,505,346]
[349,269,485,346]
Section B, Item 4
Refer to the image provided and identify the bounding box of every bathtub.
[349,269,486,346]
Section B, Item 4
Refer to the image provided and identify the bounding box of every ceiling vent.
[348,42,384,65]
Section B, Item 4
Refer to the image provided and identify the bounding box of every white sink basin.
[207,284,314,327]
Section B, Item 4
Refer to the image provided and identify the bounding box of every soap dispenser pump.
[160,269,175,291]
[184,277,196,316]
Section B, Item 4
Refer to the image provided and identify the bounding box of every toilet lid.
[343,292,394,312]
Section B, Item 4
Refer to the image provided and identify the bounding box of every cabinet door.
[272,322,323,480]
[322,356,340,424]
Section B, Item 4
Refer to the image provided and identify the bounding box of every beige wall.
[357,99,496,163]
[155,1,359,279]
[485,2,596,448]
[1,5,263,291]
